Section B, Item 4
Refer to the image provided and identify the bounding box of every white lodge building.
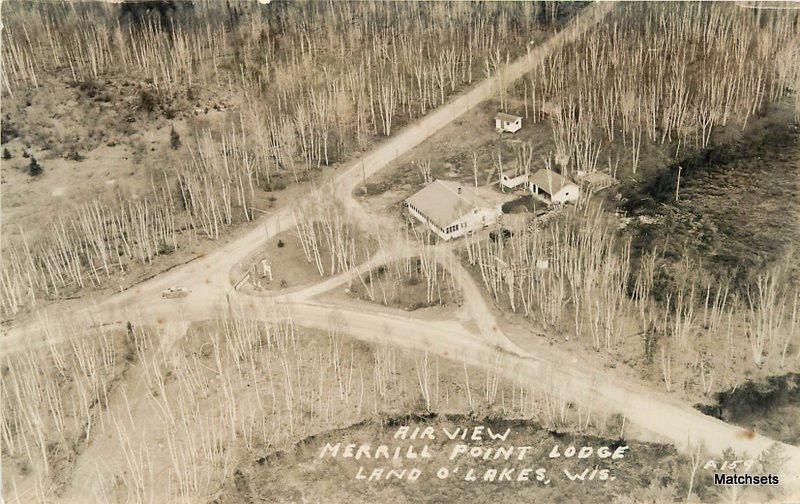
[529,169,580,204]
[405,180,503,240]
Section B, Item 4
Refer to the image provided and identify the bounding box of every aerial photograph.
[0,0,798,502]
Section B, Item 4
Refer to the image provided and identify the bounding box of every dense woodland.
[509,1,800,176]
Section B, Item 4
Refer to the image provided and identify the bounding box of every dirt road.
[1,0,614,354]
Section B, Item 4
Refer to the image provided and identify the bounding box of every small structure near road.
[529,169,580,204]
[495,112,522,133]
[405,180,504,241]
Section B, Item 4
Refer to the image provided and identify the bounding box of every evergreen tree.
[28,156,43,176]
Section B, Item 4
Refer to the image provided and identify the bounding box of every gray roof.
[406,180,498,229]
[495,112,521,122]
[529,169,574,195]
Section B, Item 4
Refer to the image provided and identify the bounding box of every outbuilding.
[500,169,529,190]
[405,180,504,240]
[580,171,618,194]
[529,169,580,204]
[495,112,522,133]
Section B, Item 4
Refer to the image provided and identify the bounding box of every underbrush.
[466,203,798,401]
[0,321,139,496]
[621,116,800,293]
[696,373,800,445]
[348,253,462,311]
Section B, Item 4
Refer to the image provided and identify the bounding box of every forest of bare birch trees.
[1,309,611,501]
[1,0,568,318]
[515,2,800,176]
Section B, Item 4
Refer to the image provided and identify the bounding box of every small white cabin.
[495,112,522,133]
[529,169,580,204]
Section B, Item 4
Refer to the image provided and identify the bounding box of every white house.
[495,112,522,133]
[529,169,580,204]
[405,180,503,240]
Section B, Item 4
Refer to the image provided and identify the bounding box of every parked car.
[161,286,190,299]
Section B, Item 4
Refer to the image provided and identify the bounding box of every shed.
[495,112,522,133]
[529,169,580,204]
[581,171,618,193]
[500,171,529,190]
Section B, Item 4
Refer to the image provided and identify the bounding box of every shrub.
[158,242,175,255]
[120,0,178,29]
[65,149,84,161]
[170,126,181,149]
[28,157,43,177]
[1,120,18,144]
[277,239,285,248]
[2,148,11,160]
[139,89,159,113]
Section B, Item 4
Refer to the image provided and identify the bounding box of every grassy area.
[243,190,381,292]
[244,227,331,291]
[355,101,561,218]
